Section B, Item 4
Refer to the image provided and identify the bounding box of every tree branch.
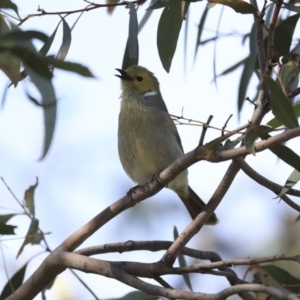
[7,126,300,299]
[236,158,300,212]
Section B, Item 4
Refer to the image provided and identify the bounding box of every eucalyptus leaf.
[24,66,57,159]
[0,214,18,235]
[266,14,300,57]
[147,0,166,10]
[39,22,61,57]
[17,219,41,258]
[278,169,300,198]
[260,265,300,294]
[0,263,27,299]
[128,2,138,59]
[57,17,71,61]
[263,75,299,129]
[157,0,188,72]
[0,0,20,18]
[244,125,272,155]
[267,103,300,128]
[194,7,209,62]
[253,125,300,173]
[208,0,256,14]
[45,56,94,77]
[23,178,38,217]
[238,23,256,112]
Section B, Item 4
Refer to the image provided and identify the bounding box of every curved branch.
[236,158,300,212]
[77,242,300,266]
[7,127,300,299]
[209,127,300,162]
[46,252,300,300]
[161,161,240,266]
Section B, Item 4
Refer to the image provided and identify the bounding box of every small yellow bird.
[116,65,217,224]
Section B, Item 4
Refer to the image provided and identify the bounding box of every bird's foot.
[151,172,165,188]
[127,184,140,200]
[127,184,149,200]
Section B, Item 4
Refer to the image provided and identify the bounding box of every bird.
[116,65,218,224]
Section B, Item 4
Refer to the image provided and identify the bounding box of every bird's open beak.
[115,69,133,81]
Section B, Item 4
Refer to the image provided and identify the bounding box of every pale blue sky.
[1,1,299,299]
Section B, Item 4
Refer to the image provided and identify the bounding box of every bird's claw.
[151,173,165,188]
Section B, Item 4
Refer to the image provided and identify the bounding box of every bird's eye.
[136,76,143,82]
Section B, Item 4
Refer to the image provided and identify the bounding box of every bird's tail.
[178,186,218,225]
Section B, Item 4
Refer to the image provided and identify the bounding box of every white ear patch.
[144,91,158,97]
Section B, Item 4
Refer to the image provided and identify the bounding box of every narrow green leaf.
[257,14,300,69]
[208,0,256,14]
[0,50,20,85]
[45,56,94,77]
[24,66,57,159]
[173,226,193,291]
[279,58,300,91]
[138,10,153,33]
[1,82,8,107]
[5,47,52,79]
[147,0,166,10]
[128,2,138,59]
[39,22,61,57]
[205,134,228,152]
[285,4,300,14]
[261,265,300,294]
[157,0,187,72]
[0,213,18,234]
[0,0,20,18]
[194,7,209,62]
[254,125,300,173]
[0,223,17,235]
[220,135,244,150]
[278,169,300,198]
[25,92,55,107]
[0,214,17,223]
[238,23,256,112]
[212,6,224,88]
[263,75,299,129]
[0,263,27,299]
[122,3,139,69]
[122,38,139,70]
[183,9,189,74]
[1,23,24,85]
[216,58,246,79]
[1,31,48,47]
[57,17,71,61]
[17,218,41,258]
[0,14,10,34]
[267,103,300,128]
[244,125,272,155]
[23,178,38,217]
[269,14,300,57]
[70,10,85,31]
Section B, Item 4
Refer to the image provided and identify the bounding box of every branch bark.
[7,127,300,299]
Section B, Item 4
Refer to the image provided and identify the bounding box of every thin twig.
[199,115,213,146]
[222,114,233,136]
[18,0,146,25]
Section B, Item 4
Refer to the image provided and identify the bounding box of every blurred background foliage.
[1,0,300,299]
